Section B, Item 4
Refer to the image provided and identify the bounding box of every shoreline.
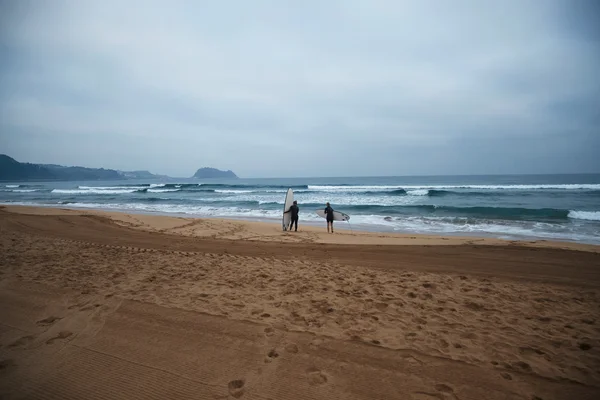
[3,204,599,252]
[0,195,600,246]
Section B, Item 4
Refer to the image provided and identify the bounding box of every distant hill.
[0,154,138,181]
[0,155,57,181]
[40,164,122,180]
[193,167,238,179]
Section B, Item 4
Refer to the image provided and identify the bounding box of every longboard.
[282,188,294,230]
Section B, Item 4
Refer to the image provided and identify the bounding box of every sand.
[0,205,599,400]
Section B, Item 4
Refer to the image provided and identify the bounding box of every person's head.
[293,200,297,204]
[326,202,330,206]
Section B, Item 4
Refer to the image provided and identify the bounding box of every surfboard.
[282,188,294,231]
[316,209,350,222]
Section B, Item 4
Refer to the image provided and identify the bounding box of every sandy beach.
[1,205,599,400]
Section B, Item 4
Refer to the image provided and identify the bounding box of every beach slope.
[1,206,599,399]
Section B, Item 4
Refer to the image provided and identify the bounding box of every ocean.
[1,174,599,244]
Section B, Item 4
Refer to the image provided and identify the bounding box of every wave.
[373,215,600,244]
[78,185,150,190]
[407,188,600,197]
[52,189,139,195]
[147,188,180,193]
[308,185,403,192]
[427,189,496,197]
[215,189,254,194]
[154,183,200,189]
[431,184,600,190]
[3,184,45,189]
[568,211,600,221]
[180,188,216,193]
[307,184,600,192]
[359,189,407,196]
[406,189,429,196]
[1,188,42,193]
[200,184,309,190]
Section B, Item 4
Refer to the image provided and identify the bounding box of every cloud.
[1,0,599,177]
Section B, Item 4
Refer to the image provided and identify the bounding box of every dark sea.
[2,174,599,244]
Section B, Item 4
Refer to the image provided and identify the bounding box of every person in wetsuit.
[324,202,334,233]
[285,200,299,231]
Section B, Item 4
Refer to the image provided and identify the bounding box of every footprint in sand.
[412,383,457,400]
[79,304,99,311]
[228,379,245,398]
[0,359,16,374]
[9,335,35,348]
[264,327,275,337]
[264,349,280,363]
[284,343,299,354]
[36,316,62,326]
[45,331,73,345]
[306,367,328,385]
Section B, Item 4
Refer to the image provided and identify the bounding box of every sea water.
[2,174,599,244]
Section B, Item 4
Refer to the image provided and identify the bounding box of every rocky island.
[192,167,238,179]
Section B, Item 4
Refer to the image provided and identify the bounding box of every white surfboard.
[282,188,294,231]
[316,209,350,221]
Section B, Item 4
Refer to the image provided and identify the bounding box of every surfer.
[285,200,299,231]
[324,202,334,233]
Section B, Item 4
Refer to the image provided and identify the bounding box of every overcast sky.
[1,0,599,178]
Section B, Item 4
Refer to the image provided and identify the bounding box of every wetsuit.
[324,205,334,223]
[289,204,299,231]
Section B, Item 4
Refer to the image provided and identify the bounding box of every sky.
[1,0,599,178]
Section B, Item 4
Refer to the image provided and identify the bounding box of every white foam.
[215,190,254,194]
[228,192,417,207]
[387,216,600,243]
[407,189,429,196]
[308,184,600,191]
[147,189,180,193]
[52,189,138,194]
[568,210,600,221]
[78,186,148,190]
[12,189,38,193]
[308,185,402,192]
[5,185,19,188]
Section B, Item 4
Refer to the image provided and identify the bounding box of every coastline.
[3,204,599,252]
[3,174,599,246]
